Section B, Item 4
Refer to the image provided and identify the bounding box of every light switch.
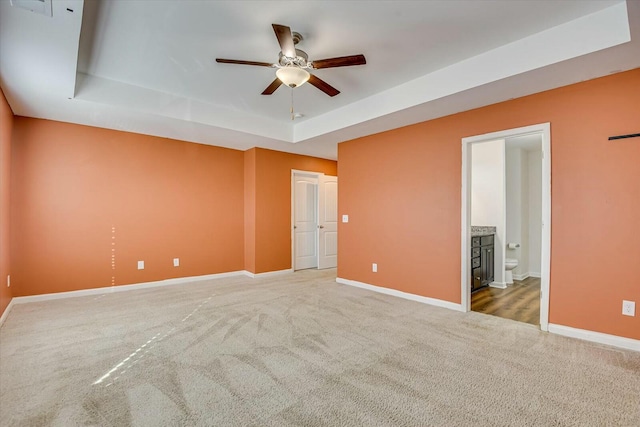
[342,214,349,223]
[137,260,144,270]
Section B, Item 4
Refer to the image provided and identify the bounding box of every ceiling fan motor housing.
[278,49,309,68]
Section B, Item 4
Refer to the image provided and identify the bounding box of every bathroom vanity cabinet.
[471,234,494,292]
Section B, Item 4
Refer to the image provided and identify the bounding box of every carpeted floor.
[1,269,639,426]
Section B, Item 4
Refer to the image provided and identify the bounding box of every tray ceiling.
[1,1,639,159]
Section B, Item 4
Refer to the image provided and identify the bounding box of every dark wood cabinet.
[481,245,494,284]
[471,234,494,292]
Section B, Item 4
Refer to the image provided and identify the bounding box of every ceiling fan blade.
[272,24,296,58]
[216,58,274,67]
[311,54,366,69]
[261,78,283,95]
[308,74,340,97]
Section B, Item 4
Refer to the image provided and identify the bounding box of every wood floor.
[471,277,540,325]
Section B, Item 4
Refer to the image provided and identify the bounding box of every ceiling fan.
[216,24,366,97]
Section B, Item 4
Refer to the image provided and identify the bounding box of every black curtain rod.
[608,133,640,141]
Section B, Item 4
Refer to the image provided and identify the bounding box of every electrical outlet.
[622,300,635,317]
[137,260,144,270]
[173,258,180,267]
[6,275,9,288]
[372,263,377,273]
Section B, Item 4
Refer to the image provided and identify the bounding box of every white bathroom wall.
[505,147,522,266]
[520,151,530,277]
[505,147,529,276]
[528,151,543,276]
[471,139,505,285]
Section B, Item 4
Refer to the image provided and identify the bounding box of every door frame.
[291,169,322,271]
[461,123,551,331]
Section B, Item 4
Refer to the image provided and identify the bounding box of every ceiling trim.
[293,3,630,142]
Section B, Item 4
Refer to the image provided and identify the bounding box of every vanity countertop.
[471,226,496,237]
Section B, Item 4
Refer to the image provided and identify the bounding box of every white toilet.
[505,258,518,284]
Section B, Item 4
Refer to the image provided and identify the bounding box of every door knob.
[318,225,325,229]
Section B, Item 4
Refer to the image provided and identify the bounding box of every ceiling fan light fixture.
[276,66,310,88]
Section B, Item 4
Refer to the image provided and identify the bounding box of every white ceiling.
[1,0,639,160]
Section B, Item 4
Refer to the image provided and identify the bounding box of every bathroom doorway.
[461,124,550,330]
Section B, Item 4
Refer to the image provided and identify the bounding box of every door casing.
[461,123,551,331]
[291,170,338,271]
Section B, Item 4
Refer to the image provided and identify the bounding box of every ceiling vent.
[10,0,52,17]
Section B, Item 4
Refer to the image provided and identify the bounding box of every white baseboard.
[513,272,541,281]
[489,281,507,289]
[548,323,640,352]
[12,271,253,305]
[6,269,298,306]
[336,277,463,312]
[0,298,16,328]
[243,269,293,278]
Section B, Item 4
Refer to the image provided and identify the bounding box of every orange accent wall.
[0,88,13,317]
[11,118,245,296]
[338,68,640,340]
[9,119,337,296]
[244,148,256,273]
[254,148,337,273]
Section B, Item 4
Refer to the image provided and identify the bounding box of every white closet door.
[318,175,338,269]
[293,175,318,270]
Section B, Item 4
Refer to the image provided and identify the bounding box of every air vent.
[10,0,52,17]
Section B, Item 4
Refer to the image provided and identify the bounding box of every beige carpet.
[1,269,639,426]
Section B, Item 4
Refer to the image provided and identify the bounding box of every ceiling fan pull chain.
[290,87,294,121]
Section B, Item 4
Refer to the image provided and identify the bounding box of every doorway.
[291,170,338,271]
[461,123,551,331]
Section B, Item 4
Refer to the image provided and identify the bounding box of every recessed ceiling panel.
[77,0,623,122]
[2,0,638,161]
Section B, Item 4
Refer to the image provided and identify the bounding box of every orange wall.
[0,88,13,317]
[244,148,256,273]
[9,119,336,296]
[11,118,245,296]
[338,68,640,340]
[254,148,337,273]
